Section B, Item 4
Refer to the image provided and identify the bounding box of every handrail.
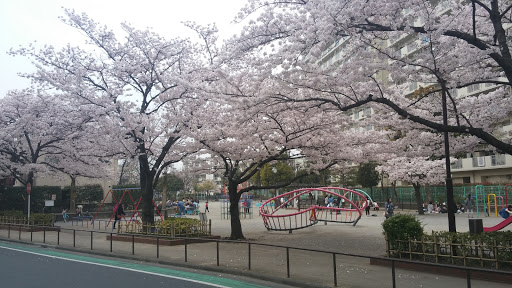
[1,223,511,287]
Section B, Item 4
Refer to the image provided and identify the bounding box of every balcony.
[451,154,510,171]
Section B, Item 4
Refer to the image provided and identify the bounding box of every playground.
[65,185,512,258]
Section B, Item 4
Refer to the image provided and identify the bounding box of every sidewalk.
[1,201,510,287]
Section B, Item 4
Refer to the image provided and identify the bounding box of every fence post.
[494,240,498,269]
[333,253,337,287]
[57,230,60,245]
[216,241,219,266]
[43,226,46,243]
[391,259,396,288]
[132,234,135,255]
[8,224,10,238]
[466,269,471,288]
[185,238,188,262]
[90,231,93,250]
[157,237,159,258]
[31,228,33,242]
[248,243,251,270]
[408,237,412,260]
[19,225,21,240]
[73,230,76,247]
[110,232,113,252]
[286,247,290,278]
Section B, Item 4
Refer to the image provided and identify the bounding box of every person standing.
[365,197,371,216]
[113,204,125,229]
[385,197,394,219]
[62,209,68,222]
[205,202,209,213]
[465,194,475,218]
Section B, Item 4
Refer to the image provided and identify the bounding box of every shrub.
[0,210,25,218]
[30,213,54,226]
[383,214,424,253]
[157,218,205,236]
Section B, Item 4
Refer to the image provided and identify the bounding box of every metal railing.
[0,223,511,287]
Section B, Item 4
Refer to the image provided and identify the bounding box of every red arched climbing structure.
[259,187,368,232]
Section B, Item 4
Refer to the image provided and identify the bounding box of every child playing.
[499,205,512,219]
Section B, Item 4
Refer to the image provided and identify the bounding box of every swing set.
[92,188,163,229]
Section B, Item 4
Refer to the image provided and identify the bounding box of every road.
[0,241,288,288]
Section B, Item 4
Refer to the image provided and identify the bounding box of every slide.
[483,216,512,232]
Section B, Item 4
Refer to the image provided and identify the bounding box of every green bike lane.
[0,240,290,288]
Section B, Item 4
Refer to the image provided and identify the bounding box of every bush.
[0,210,25,218]
[383,214,424,253]
[423,231,512,269]
[30,213,54,226]
[157,218,205,236]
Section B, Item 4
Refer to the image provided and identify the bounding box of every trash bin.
[469,218,483,234]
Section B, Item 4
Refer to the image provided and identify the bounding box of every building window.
[451,159,463,169]
[463,177,471,184]
[363,107,371,117]
[473,156,486,167]
[491,154,506,166]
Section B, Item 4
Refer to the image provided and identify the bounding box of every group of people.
[323,195,346,208]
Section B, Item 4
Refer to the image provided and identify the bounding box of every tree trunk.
[425,183,432,203]
[392,181,399,209]
[162,174,167,219]
[69,177,76,211]
[413,183,424,215]
[139,154,155,225]
[228,181,244,240]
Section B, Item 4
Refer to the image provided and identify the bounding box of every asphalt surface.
[0,241,291,288]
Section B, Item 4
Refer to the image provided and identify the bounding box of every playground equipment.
[483,217,512,232]
[473,184,512,217]
[92,188,163,229]
[354,189,374,204]
[487,194,506,217]
[259,187,367,232]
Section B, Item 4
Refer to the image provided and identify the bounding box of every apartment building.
[316,3,512,186]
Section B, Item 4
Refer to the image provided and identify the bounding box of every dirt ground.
[203,200,511,257]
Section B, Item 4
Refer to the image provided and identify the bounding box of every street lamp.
[441,86,457,232]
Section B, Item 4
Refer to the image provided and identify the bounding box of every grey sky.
[0,0,246,97]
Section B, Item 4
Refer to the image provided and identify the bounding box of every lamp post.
[441,86,457,232]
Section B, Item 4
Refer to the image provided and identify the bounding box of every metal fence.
[0,223,511,287]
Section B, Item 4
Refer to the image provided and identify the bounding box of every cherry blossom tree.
[190,59,393,238]
[233,0,512,153]
[230,0,512,232]
[379,157,448,215]
[0,89,116,210]
[10,10,205,224]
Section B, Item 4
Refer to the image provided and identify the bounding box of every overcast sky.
[0,0,247,97]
